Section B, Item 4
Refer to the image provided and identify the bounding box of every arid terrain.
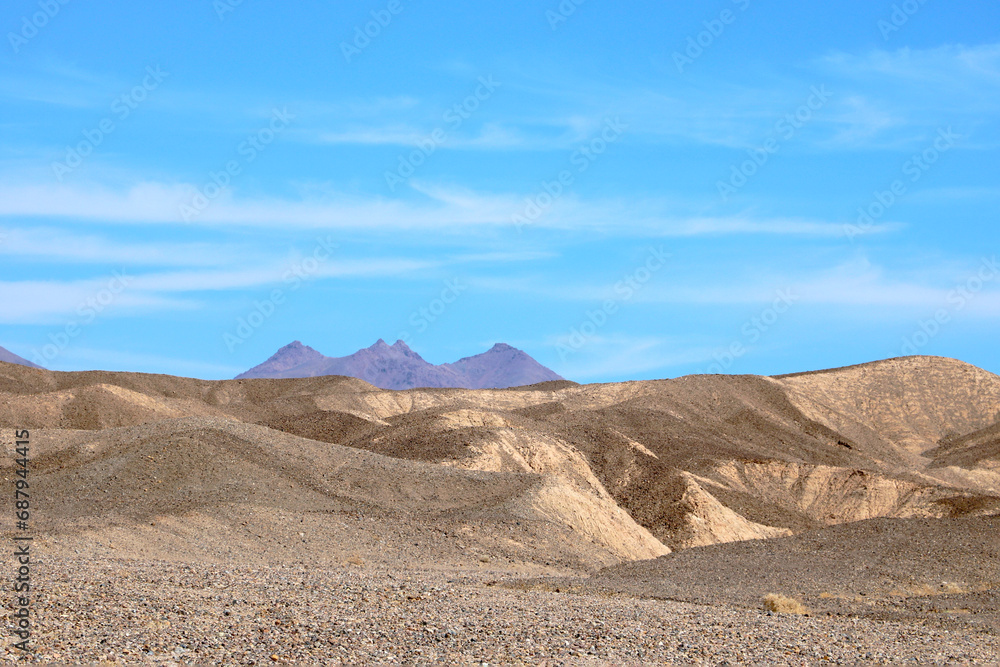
[2,354,999,664]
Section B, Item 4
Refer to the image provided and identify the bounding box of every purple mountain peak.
[0,345,44,370]
[236,340,564,389]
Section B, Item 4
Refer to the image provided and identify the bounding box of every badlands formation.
[1,354,999,664]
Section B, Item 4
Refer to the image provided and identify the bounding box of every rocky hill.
[2,354,998,568]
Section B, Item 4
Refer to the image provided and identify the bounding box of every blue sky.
[1,0,998,382]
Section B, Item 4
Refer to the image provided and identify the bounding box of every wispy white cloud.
[633,258,1000,314]
[0,226,253,266]
[0,179,883,237]
[46,346,245,378]
[811,44,1000,148]
[473,257,1000,314]
[815,95,906,149]
[494,43,1000,151]
[127,259,436,293]
[0,258,433,324]
[547,334,715,380]
[318,127,436,146]
[0,58,122,108]
[14,44,998,158]
[0,247,560,324]
[658,217,901,237]
[819,44,1000,91]
[451,250,557,263]
[316,122,557,151]
[298,96,421,117]
[0,277,199,324]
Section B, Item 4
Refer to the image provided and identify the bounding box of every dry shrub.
[763,593,809,615]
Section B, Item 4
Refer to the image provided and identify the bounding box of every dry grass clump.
[763,593,809,615]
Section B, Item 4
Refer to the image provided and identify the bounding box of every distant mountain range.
[235,340,566,390]
[0,345,43,369]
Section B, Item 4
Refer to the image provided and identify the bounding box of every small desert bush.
[763,593,809,615]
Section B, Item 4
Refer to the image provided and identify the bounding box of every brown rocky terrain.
[1,354,999,663]
[533,515,1000,631]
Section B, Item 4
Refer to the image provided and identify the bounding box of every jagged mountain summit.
[235,339,566,390]
[0,344,43,369]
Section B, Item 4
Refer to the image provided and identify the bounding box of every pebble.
[11,557,998,665]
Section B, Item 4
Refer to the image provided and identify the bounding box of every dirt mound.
[259,410,381,444]
[536,515,1000,630]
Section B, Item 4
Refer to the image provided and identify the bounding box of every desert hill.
[777,355,1000,454]
[533,514,1000,631]
[2,354,999,569]
[235,339,564,390]
[28,417,664,569]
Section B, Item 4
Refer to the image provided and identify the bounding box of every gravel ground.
[6,558,999,665]
[550,516,1000,634]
